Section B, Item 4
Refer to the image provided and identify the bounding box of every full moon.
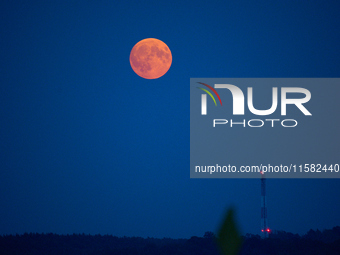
[130,38,172,79]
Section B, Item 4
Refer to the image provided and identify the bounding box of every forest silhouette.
[1,226,340,255]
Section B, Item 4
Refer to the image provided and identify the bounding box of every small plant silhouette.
[216,208,242,255]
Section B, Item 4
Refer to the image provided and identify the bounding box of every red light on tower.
[266,228,271,233]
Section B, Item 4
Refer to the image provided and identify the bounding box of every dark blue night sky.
[1,1,340,238]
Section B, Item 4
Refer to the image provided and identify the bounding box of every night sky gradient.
[1,1,340,238]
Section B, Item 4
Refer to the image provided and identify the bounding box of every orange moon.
[130,38,172,79]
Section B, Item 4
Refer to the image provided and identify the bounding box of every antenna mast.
[261,171,270,237]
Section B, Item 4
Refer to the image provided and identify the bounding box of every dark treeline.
[1,226,340,255]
